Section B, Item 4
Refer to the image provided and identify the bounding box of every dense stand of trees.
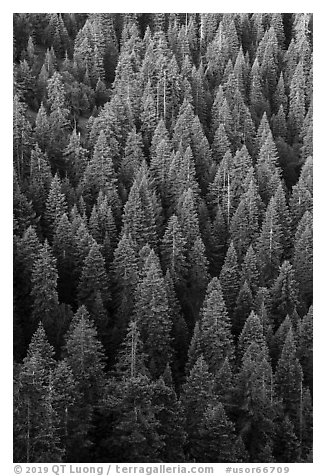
[13,13,313,463]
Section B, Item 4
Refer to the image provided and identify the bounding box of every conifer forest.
[13,13,313,464]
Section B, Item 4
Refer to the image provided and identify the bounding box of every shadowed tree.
[134,250,173,378]
[275,328,304,437]
[198,277,235,373]
[14,323,63,463]
[181,355,215,460]
[219,242,240,318]
[63,305,107,461]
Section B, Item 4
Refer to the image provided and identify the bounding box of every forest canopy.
[13,13,313,464]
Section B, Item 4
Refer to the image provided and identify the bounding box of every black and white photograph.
[12,10,313,465]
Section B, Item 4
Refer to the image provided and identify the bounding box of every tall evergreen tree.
[199,277,235,373]
[152,377,187,462]
[53,212,76,305]
[31,241,60,340]
[196,402,238,462]
[64,305,107,460]
[111,233,139,340]
[115,319,148,379]
[134,251,173,378]
[235,342,275,462]
[160,215,188,286]
[13,94,32,183]
[34,102,50,152]
[256,195,284,285]
[101,375,164,462]
[233,281,254,337]
[240,245,260,296]
[296,306,313,391]
[269,261,299,329]
[256,132,282,204]
[120,128,144,190]
[288,61,306,142]
[177,187,201,251]
[181,355,214,460]
[27,144,52,218]
[78,241,110,312]
[46,72,70,162]
[293,211,313,310]
[14,324,63,463]
[45,174,68,241]
[80,130,119,213]
[219,241,240,317]
[122,165,158,251]
[289,166,313,233]
[230,176,262,259]
[63,129,89,187]
[237,311,269,362]
[187,236,210,318]
[275,328,304,437]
